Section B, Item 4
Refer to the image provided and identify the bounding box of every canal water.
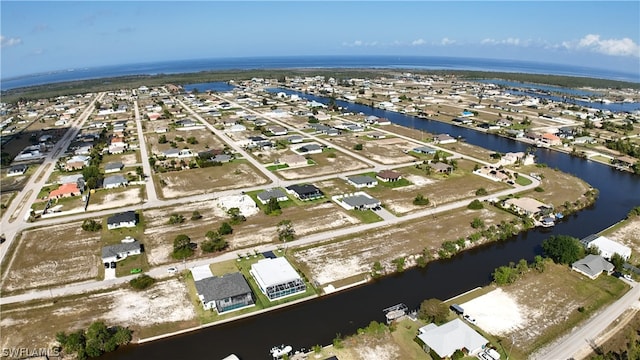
[105,89,639,359]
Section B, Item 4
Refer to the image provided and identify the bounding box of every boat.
[555,212,564,220]
[540,217,555,228]
[222,355,240,360]
[270,345,292,359]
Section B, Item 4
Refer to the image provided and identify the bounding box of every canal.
[106,89,639,359]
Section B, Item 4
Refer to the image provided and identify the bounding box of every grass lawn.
[515,175,532,186]
[266,163,289,171]
[115,253,150,277]
[0,191,17,218]
[348,209,383,224]
[392,318,434,360]
[101,212,145,245]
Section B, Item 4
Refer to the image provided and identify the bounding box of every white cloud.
[412,38,426,46]
[571,34,640,57]
[481,37,525,46]
[1,35,22,48]
[342,40,378,47]
[440,37,455,45]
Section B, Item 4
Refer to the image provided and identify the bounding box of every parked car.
[104,262,109,269]
[110,262,116,269]
[130,268,142,274]
[623,274,633,281]
[463,314,476,324]
[167,266,178,274]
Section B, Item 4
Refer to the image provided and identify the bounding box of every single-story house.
[377,170,402,182]
[256,189,289,205]
[65,155,91,171]
[250,257,306,301]
[58,174,84,185]
[211,154,232,163]
[297,144,323,154]
[104,162,124,173]
[103,174,128,189]
[413,146,437,155]
[74,145,93,156]
[101,240,142,263]
[163,148,193,158]
[541,133,562,146]
[175,118,198,127]
[336,193,381,210]
[267,126,288,136]
[580,235,631,261]
[433,134,457,144]
[572,136,596,145]
[416,318,488,358]
[503,197,552,218]
[572,254,615,279]
[229,124,247,132]
[452,117,473,125]
[280,154,307,167]
[286,184,324,201]
[347,175,378,188]
[49,182,82,199]
[287,135,304,144]
[194,272,255,313]
[367,132,386,139]
[7,164,27,177]
[107,211,137,230]
[429,162,453,174]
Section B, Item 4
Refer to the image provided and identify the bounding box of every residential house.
[367,132,386,139]
[580,235,631,261]
[194,273,255,313]
[109,137,128,154]
[107,211,138,230]
[280,154,307,167]
[104,162,124,173]
[65,155,91,171]
[296,144,323,154]
[101,239,142,263]
[336,193,381,210]
[74,144,93,156]
[7,164,27,177]
[229,124,246,132]
[256,189,289,205]
[285,184,324,201]
[175,118,198,127]
[433,134,457,144]
[541,133,562,146]
[452,117,473,125]
[571,254,615,280]
[572,136,596,145]
[413,146,437,155]
[49,182,82,199]
[267,126,288,136]
[58,174,84,185]
[429,162,453,174]
[377,170,402,182]
[250,257,306,301]
[496,119,513,127]
[504,197,552,218]
[416,319,488,358]
[287,135,304,144]
[347,175,378,188]
[163,148,193,158]
[103,174,128,189]
[506,129,525,138]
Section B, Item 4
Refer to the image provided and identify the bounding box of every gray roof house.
[7,164,28,177]
[339,193,381,210]
[413,146,437,155]
[572,254,615,279]
[347,175,378,188]
[297,144,323,154]
[104,161,124,173]
[194,272,255,313]
[103,174,128,189]
[416,318,488,358]
[101,240,142,263]
[107,211,137,230]
[256,189,289,205]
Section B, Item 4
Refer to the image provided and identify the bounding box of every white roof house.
[250,257,306,300]
[416,318,488,358]
[583,235,631,260]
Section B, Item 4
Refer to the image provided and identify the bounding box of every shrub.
[129,274,155,290]
[471,217,485,229]
[218,222,233,235]
[475,187,488,196]
[353,143,363,151]
[168,213,185,224]
[467,199,484,210]
[413,194,430,206]
[82,219,102,232]
[534,186,545,192]
[191,211,203,220]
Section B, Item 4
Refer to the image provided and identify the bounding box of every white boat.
[270,345,292,358]
[222,355,240,360]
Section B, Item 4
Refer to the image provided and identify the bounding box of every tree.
[135,166,144,179]
[158,134,167,144]
[471,217,485,229]
[541,235,584,264]
[82,219,102,232]
[610,253,625,271]
[418,298,449,324]
[129,274,155,290]
[202,231,228,253]
[264,197,281,215]
[277,219,295,242]
[413,194,430,206]
[218,222,233,235]
[168,213,185,224]
[452,349,465,360]
[186,136,198,144]
[353,143,363,151]
[191,211,203,220]
[475,188,488,196]
[227,207,246,224]
[173,234,193,259]
[467,199,484,210]
[493,265,517,285]
[533,255,546,272]
[82,165,103,189]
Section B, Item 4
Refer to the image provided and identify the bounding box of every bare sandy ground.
[608,216,640,255]
[87,187,143,211]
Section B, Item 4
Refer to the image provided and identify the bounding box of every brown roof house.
[377,170,402,182]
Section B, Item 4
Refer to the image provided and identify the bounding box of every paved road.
[133,99,158,203]
[530,280,640,360]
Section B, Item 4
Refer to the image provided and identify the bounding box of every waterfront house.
[571,254,614,280]
[250,257,306,301]
[194,272,255,313]
[376,170,402,182]
[101,239,142,263]
[580,235,631,261]
[285,184,324,201]
[256,189,289,205]
[107,211,137,230]
[504,197,552,218]
[433,134,457,144]
[416,318,488,358]
[346,175,378,188]
[541,133,562,146]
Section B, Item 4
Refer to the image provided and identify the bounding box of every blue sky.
[1,1,639,79]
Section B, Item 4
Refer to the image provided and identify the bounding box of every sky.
[1,1,639,79]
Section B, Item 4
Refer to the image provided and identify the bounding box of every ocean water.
[1,55,639,91]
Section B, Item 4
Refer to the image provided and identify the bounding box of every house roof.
[58,174,84,185]
[417,318,488,358]
[257,189,287,202]
[105,162,124,171]
[251,257,302,288]
[103,174,127,187]
[341,194,380,208]
[101,240,141,260]
[347,175,377,185]
[414,146,437,154]
[572,254,614,278]
[286,184,322,196]
[377,170,401,180]
[299,144,322,152]
[504,197,550,214]
[194,272,252,303]
[585,236,631,259]
[107,211,137,225]
[49,183,80,198]
[430,162,452,172]
[9,164,27,172]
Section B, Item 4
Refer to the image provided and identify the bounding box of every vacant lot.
[328,134,417,164]
[518,165,593,208]
[1,221,101,294]
[145,128,227,156]
[87,186,144,211]
[605,215,640,261]
[461,263,628,358]
[438,140,499,163]
[156,161,270,198]
[1,191,17,218]
[0,278,197,349]
[277,149,371,180]
[292,207,516,286]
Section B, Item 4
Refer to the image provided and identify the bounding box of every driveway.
[104,267,116,280]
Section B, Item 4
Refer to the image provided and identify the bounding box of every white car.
[167,267,178,274]
[623,274,633,281]
[463,314,477,324]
